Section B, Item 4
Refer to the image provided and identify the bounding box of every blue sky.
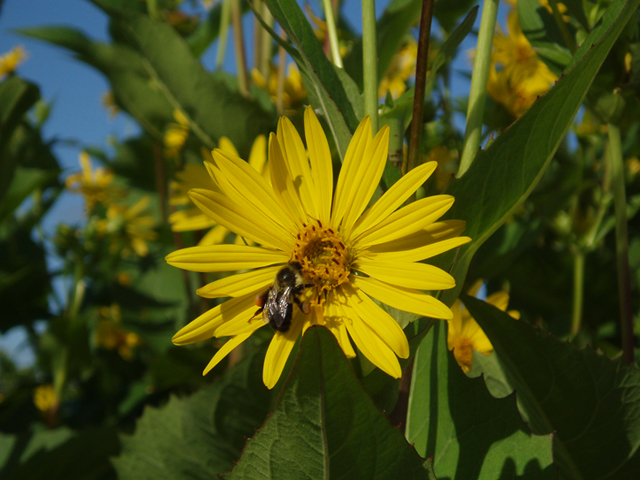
[0,0,488,365]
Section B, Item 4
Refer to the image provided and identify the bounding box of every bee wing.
[272,286,294,330]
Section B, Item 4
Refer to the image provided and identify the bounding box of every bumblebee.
[256,262,312,332]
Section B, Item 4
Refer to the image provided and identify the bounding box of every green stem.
[258,2,274,77]
[323,0,343,68]
[607,123,634,364]
[570,250,584,337]
[457,0,499,178]
[147,0,160,20]
[276,28,287,116]
[362,0,378,133]
[405,0,435,174]
[216,0,232,70]
[548,0,576,54]
[231,0,249,96]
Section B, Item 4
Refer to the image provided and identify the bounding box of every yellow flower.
[447,280,520,373]
[33,384,58,413]
[164,109,190,159]
[66,151,121,211]
[166,106,471,388]
[169,136,267,246]
[98,196,157,257]
[379,41,418,100]
[96,304,141,360]
[251,63,307,113]
[538,0,570,23]
[0,45,28,78]
[487,8,557,117]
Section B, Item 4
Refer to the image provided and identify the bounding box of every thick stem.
[607,123,634,364]
[457,0,499,178]
[362,0,378,133]
[405,0,435,174]
[215,0,232,70]
[323,0,343,68]
[231,0,249,97]
[570,250,584,337]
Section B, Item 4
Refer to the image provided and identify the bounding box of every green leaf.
[262,0,359,160]
[186,0,248,58]
[112,348,273,479]
[18,25,175,140]
[0,77,40,200]
[0,167,59,224]
[405,321,554,479]
[519,0,573,73]
[436,0,640,306]
[434,0,479,32]
[463,295,640,479]
[0,426,120,480]
[226,327,435,479]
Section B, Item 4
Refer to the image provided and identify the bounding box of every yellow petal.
[269,133,307,223]
[215,315,265,337]
[197,265,280,298]
[467,279,484,298]
[324,292,355,357]
[202,330,257,375]
[169,210,217,232]
[356,259,455,291]
[304,107,333,224]
[486,291,509,311]
[366,220,469,254]
[355,195,454,247]
[248,135,267,175]
[351,161,437,239]
[210,148,297,235]
[368,236,471,263]
[277,116,319,218]
[352,275,452,320]
[331,117,371,227]
[338,301,402,378]
[446,300,464,351]
[507,309,520,320]
[263,311,305,389]
[198,225,230,246]
[166,244,289,272]
[341,283,409,358]
[341,126,390,235]
[189,188,292,251]
[218,136,239,157]
[172,294,256,345]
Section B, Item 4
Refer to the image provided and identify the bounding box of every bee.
[255,262,313,332]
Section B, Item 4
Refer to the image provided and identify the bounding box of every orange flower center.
[292,219,351,304]
[453,337,474,373]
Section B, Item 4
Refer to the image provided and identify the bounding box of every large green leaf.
[436,0,640,307]
[226,327,435,479]
[464,295,640,479]
[262,0,360,160]
[0,426,119,480]
[0,77,40,200]
[112,347,273,479]
[18,25,175,140]
[90,0,276,156]
[405,321,555,479]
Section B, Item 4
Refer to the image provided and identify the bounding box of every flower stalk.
[362,0,378,133]
[216,0,232,70]
[231,0,249,97]
[405,0,435,174]
[458,0,499,177]
[607,122,634,364]
[323,0,343,68]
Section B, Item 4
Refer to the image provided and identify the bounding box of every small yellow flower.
[33,384,58,413]
[164,109,190,159]
[447,280,520,373]
[66,152,121,211]
[538,0,570,23]
[169,136,267,246]
[487,8,557,117]
[96,304,141,360]
[98,196,157,257]
[0,45,28,78]
[251,63,307,113]
[167,106,471,388]
[379,41,418,100]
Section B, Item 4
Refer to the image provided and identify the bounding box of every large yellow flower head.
[167,107,471,388]
[447,280,520,373]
